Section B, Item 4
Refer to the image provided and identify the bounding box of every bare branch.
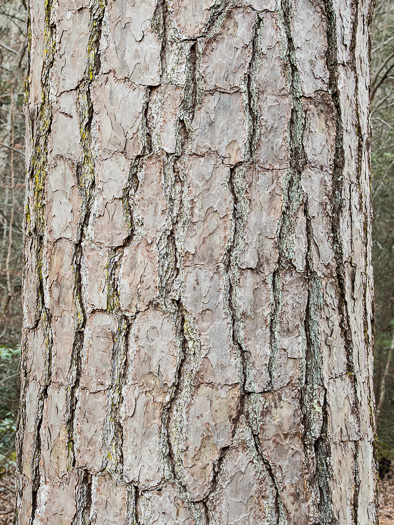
[0,41,17,54]
[0,141,24,156]
[371,51,394,101]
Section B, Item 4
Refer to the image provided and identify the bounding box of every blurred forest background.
[0,0,393,517]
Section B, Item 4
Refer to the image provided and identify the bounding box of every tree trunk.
[17,0,377,523]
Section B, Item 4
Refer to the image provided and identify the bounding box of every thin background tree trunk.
[16,0,377,523]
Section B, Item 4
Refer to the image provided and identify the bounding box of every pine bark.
[17,0,377,523]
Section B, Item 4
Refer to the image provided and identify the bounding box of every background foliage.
[371,0,394,462]
[0,0,27,473]
[0,0,392,477]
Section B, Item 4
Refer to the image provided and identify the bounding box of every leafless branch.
[371,51,394,101]
[0,40,16,54]
[0,141,24,156]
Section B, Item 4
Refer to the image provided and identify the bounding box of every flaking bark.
[17,0,377,523]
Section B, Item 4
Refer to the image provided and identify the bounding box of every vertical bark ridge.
[102,316,131,478]
[101,85,154,480]
[303,199,334,524]
[222,8,263,423]
[100,83,152,384]
[16,0,56,520]
[322,1,367,521]
[268,0,307,389]
[202,0,235,38]
[218,166,287,523]
[228,14,263,393]
[322,0,356,401]
[352,0,378,518]
[153,0,189,500]
[204,13,288,522]
[65,0,106,469]
[273,0,336,521]
[151,30,208,521]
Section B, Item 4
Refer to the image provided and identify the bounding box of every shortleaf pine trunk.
[17,0,377,523]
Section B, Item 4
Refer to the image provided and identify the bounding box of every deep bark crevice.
[246,15,262,161]
[269,0,307,391]
[102,316,131,478]
[251,432,288,524]
[322,1,368,521]
[126,485,141,525]
[205,12,288,516]
[72,469,93,525]
[66,0,107,469]
[203,0,234,38]
[303,199,335,524]
[18,0,57,520]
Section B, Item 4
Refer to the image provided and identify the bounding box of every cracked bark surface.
[17,0,377,523]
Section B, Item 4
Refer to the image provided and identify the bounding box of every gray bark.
[17,0,377,523]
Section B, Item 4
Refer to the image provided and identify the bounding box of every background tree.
[0,0,27,347]
[0,0,26,486]
[370,0,394,464]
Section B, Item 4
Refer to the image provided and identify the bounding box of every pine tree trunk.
[17,0,377,523]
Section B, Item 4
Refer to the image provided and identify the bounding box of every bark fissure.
[251,433,288,524]
[126,485,141,525]
[72,470,93,525]
[122,86,152,244]
[268,270,281,390]
[246,16,262,160]
[20,0,57,520]
[66,0,107,469]
[155,42,209,521]
[226,164,247,416]
[269,0,307,389]
[152,0,168,79]
[30,312,53,523]
[103,316,131,478]
[350,5,363,516]
[353,439,360,523]
[314,390,334,525]
[303,200,335,524]
[322,2,366,521]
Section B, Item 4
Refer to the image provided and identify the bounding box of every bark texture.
[17,0,377,523]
